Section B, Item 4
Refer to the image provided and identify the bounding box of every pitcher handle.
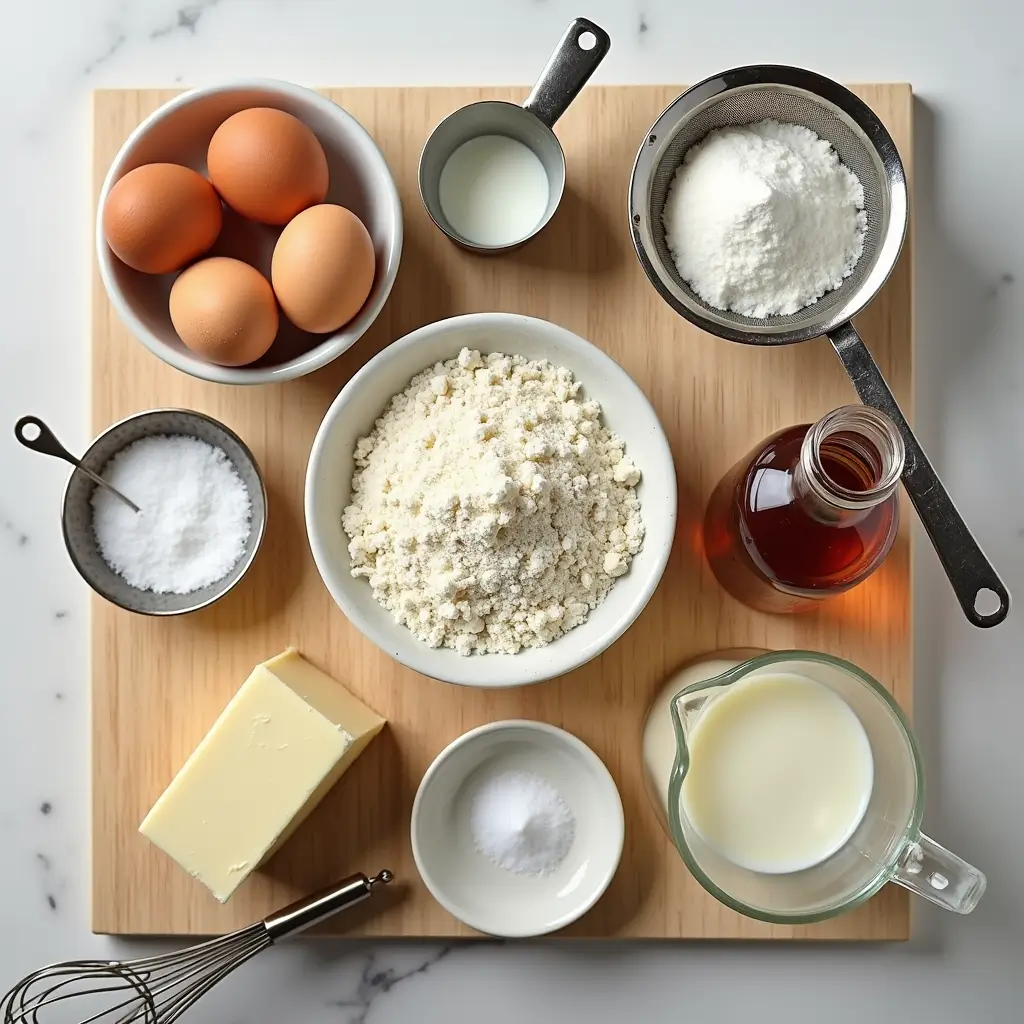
[891,832,986,914]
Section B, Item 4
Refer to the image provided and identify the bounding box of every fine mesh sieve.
[630,66,1009,627]
[631,66,905,343]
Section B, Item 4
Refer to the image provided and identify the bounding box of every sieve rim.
[628,65,909,346]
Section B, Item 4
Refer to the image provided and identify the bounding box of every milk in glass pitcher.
[642,650,985,923]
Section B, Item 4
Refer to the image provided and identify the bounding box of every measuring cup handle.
[14,416,77,466]
[891,832,987,914]
[827,321,1010,628]
[523,18,611,129]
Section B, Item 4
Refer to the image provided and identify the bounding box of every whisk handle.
[263,870,393,941]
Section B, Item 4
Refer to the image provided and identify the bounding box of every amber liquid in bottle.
[703,407,904,613]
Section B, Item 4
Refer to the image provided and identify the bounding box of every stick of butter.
[139,648,385,902]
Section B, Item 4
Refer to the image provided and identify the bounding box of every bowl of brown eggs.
[96,79,403,384]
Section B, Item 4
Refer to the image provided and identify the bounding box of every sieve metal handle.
[828,321,1009,628]
[523,17,610,129]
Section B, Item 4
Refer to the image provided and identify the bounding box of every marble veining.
[83,32,127,76]
[1,511,30,547]
[0,0,1022,1020]
[985,271,1016,299]
[329,947,455,1024]
[33,852,60,914]
[150,0,223,39]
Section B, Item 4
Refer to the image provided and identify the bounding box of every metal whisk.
[1,870,392,1024]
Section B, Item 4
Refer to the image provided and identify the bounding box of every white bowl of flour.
[305,312,677,687]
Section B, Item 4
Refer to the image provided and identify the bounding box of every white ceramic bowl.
[305,312,677,688]
[411,720,625,937]
[96,79,403,385]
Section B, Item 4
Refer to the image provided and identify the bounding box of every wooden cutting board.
[91,84,913,939]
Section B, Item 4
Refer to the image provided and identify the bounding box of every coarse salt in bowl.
[96,79,403,385]
[90,434,253,595]
[304,312,678,688]
[62,409,267,615]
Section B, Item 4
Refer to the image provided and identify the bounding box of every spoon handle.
[15,415,76,462]
[828,322,1009,628]
[14,416,141,514]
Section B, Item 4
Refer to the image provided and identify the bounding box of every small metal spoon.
[15,415,141,513]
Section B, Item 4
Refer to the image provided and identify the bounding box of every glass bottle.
[703,405,905,613]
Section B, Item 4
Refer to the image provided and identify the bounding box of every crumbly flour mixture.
[343,348,645,655]
[662,119,867,318]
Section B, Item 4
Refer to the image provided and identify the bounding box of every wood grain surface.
[91,85,914,939]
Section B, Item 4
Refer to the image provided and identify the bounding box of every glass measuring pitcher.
[664,650,986,923]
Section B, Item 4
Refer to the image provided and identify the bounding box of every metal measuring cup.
[629,64,1010,628]
[418,17,610,253]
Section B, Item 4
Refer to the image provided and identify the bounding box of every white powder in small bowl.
[91,434,252,595]
[469,768,575,876]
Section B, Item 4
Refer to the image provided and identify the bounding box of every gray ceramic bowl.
[62,409,267,615]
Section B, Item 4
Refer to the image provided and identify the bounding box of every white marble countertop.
[2,0,1022,1020]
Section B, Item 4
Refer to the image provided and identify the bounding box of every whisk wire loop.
[0,871,391,1024]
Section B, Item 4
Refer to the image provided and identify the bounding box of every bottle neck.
[792,406,905,525]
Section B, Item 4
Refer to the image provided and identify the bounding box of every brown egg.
[169,257,278,366]
[271,204,375,333]
[102,163,222,274]
[207,108,329,225]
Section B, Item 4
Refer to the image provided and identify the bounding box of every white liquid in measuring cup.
[642,655,748,829]
[438,135,550,247]
[682,672,874,874]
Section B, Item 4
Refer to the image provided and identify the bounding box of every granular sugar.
[91,435,251,594]
[662,119,867,318]
[342,347,645,656]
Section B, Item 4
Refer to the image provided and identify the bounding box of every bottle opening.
[819,432,884,494]
[802,407,905,511]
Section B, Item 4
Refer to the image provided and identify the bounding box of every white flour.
[662,119,867,318]
[342,347,645,656]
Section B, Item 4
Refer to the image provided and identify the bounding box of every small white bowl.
[304,312,678,688]
[96,79,403,385]
[411,720,625,937]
